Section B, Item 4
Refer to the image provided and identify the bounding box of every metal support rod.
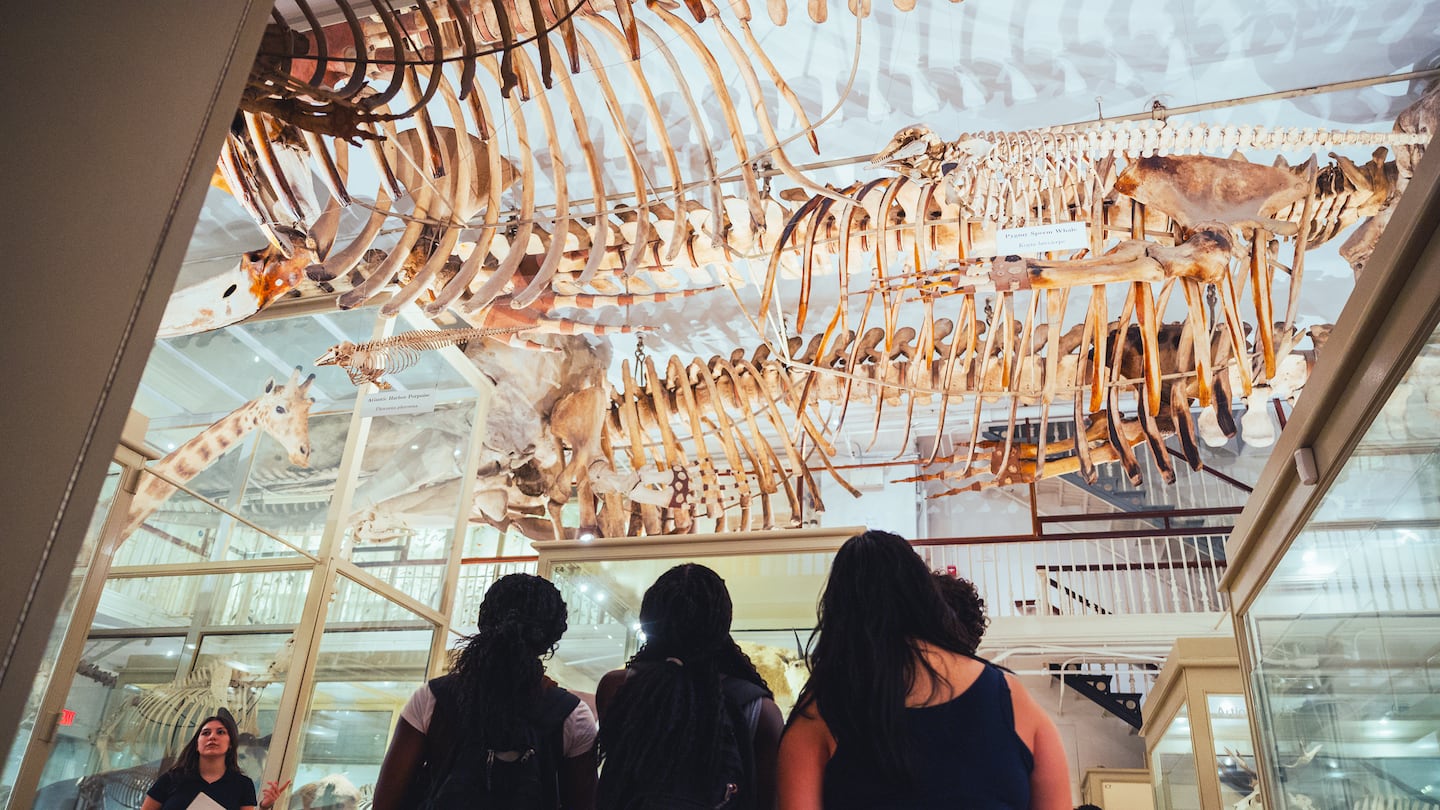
[1165,447,1256,493]
[911,524,1233,546]
[1028,483,1042,537]
[493,67,1440,224]
[1038,506,1244,524]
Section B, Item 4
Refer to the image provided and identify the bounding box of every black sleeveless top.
[821,664,1034,809]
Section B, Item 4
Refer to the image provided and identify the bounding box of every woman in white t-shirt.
[372,573,597,810]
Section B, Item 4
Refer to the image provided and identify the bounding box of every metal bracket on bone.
[989,256,1034,291]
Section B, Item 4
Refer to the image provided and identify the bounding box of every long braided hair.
[451,573,569,746]
[794,530,970,787]
[597,564,771,808]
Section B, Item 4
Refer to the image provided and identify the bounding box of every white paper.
[993,222,1088,256]
[184,793,227,810]
[360,388,439,418]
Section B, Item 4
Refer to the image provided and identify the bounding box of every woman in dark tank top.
[777,530,1072,810]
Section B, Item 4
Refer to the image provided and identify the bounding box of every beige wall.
[0,1,274,766]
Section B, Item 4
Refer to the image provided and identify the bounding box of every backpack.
[619,675,768,810]
[419,674,582,810]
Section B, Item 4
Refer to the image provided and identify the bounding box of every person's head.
[797,530,970,786]
[472,571,569,654]
[636,563,734,660]
[170,711,243,776]
[932,572,989,654]
[452,573,569,740]
[597,564,770,809]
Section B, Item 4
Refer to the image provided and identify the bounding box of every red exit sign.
[58,709,75,726]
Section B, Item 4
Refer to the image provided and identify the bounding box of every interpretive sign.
[994,222,1088,255]
[360,388,439,417]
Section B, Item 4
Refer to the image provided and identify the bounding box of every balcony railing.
[918,529,1230,620]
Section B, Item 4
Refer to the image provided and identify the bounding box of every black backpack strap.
[414,675,459,806]
[533,686,583,807]
[719,678,769,809]
[720,677,767,736]
[535,685,583,731]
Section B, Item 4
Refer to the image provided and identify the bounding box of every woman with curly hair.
[778,530,1071,810]
[372,573,597,810]
[141,709,288,810]
[595,563,783,810]
[932,571,990,654]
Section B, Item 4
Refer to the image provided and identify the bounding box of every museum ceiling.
[135,0,1440,536]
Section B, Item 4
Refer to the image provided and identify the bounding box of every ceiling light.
[594,591,607,602]
[253,355,261,362]
[410,444,420,450]
[579,532,595,543]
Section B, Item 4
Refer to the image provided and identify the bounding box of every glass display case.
[537,526,863,713]
[2,304,486,810]
[1082,767,1156,810]
[1141,637,1255,810]
[1238,319,1440,810]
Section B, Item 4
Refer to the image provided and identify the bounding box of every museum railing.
[917,526,1231,621]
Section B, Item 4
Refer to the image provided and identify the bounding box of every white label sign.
[361,388,439,418]
[994,222,1088,256]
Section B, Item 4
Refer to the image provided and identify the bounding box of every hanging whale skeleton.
[160,0,1438,525]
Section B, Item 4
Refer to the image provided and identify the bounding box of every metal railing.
[919,532,1230,620]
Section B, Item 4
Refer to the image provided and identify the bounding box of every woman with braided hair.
[372,573,597,810]
[595,564,784,810]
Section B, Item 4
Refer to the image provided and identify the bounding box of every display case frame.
[1141,637,1253,810]
[1220,128,1440,808]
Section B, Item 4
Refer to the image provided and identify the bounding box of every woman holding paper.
[141,709,289,810]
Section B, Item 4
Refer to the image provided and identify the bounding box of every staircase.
[1048,661,1156,730]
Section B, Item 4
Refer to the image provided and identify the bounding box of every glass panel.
[233,408,357,557]
[28,574,308,806]
[1207,694,1256,808]
[1152,705,1200,810]
[131,310,375,561]
[1246,320,1440,809]
[291,579,433,804]
[0,465,122,807]
[116,470,309,566]
[344,402,477,608]
[453,560,540,633]
[97,570,311,631]
[31,636,188,803]
[462,524,540,560]
[31,630,298,804]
